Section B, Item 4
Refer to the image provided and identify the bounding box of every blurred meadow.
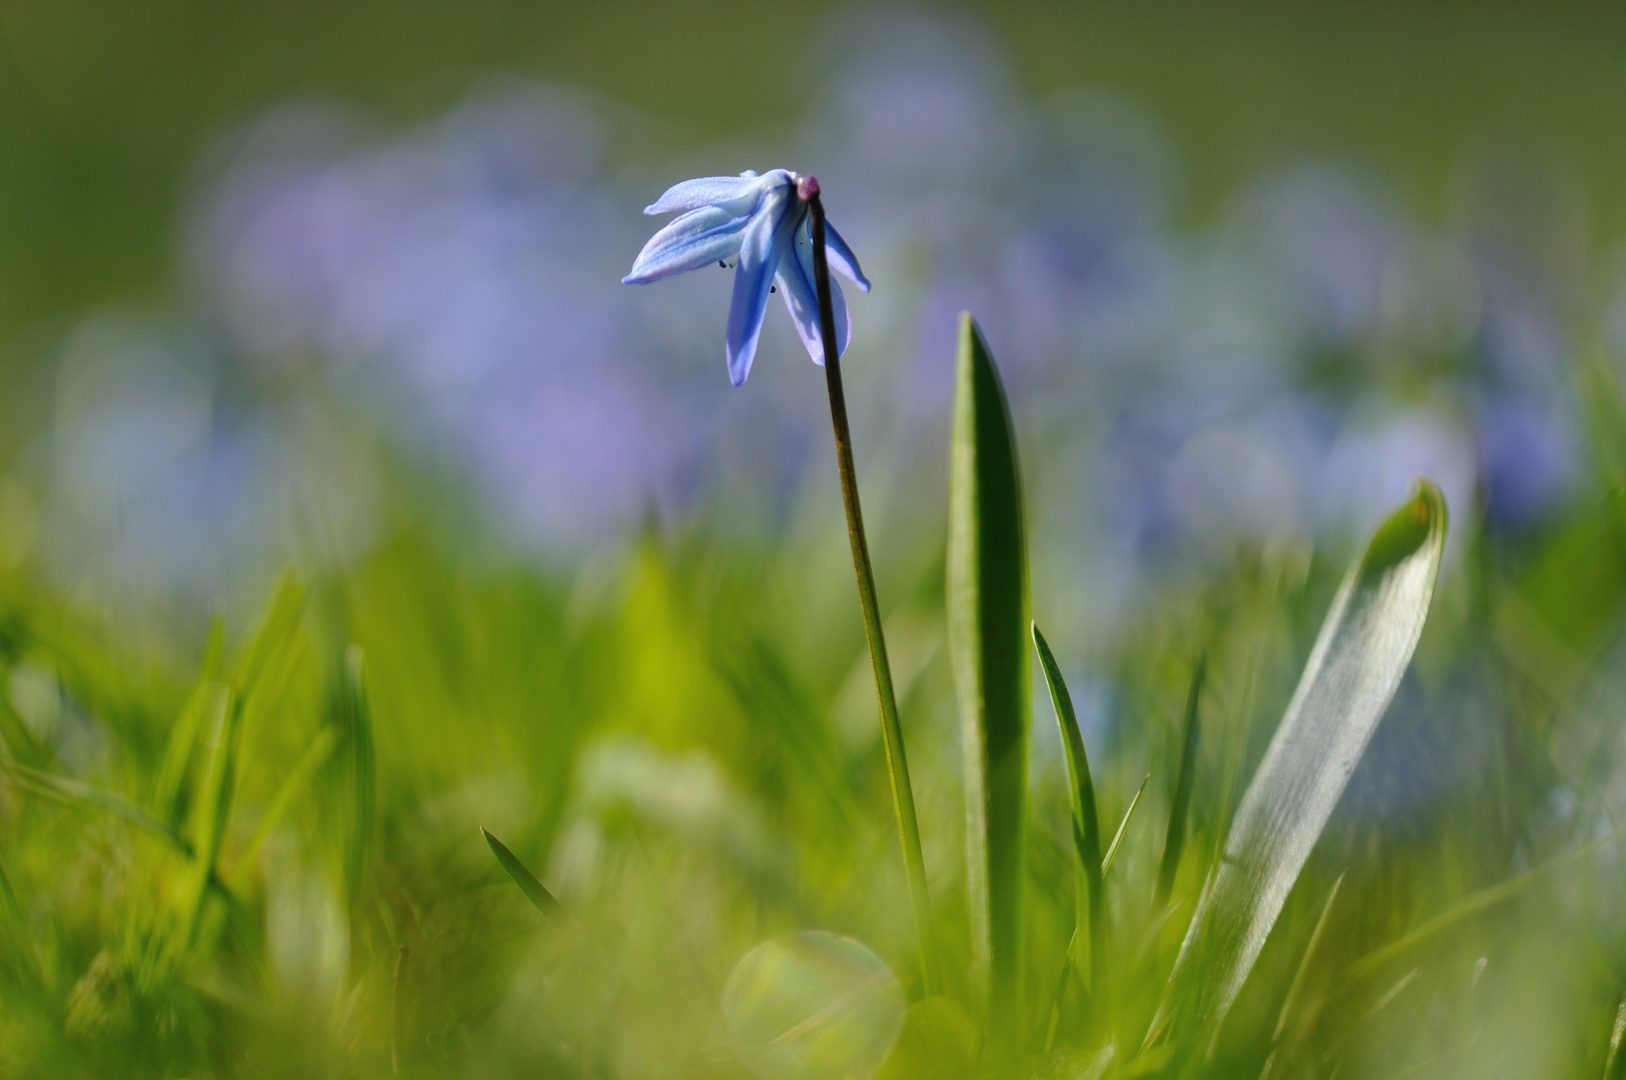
[7,2,1626,1077]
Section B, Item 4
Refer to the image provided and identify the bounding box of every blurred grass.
[0,368,1623,1074]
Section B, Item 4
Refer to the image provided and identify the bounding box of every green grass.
[3,321,1626,1079]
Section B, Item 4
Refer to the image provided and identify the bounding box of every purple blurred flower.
[624,170,870,386]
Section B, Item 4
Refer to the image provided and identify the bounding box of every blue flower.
[624,169,870,385]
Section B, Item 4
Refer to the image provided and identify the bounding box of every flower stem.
[803,179,941,996]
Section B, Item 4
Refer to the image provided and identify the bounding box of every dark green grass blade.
[1032,623,1102,990]
[482,827,564,923]
[338,645,376,907]
[1155,653,1206,908]
[947,314,1030,1037]
[1148,481,1447,1059]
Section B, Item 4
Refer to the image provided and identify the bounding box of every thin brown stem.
[803,180,940,995]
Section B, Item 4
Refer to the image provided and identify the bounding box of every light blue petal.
[725,189,803,385]
[623,206,749,283]
[823,222,871,293]
[777,219,850,364]
[644,174,765,215]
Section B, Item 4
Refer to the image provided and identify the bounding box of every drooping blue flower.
[624,169,871,386]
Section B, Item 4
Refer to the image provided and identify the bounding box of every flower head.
[624,169,871,386]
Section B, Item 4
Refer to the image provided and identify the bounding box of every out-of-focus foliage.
[6,4,1626,1078]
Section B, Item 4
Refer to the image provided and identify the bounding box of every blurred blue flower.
[624,170,870,386]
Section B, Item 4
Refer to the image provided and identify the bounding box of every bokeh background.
[4,0,1626,616]
[8,3,1626,1077]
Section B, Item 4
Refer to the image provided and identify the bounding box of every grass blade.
[1149,480,1447,1057]
[337,645,376,907]
[1155,653,1206,908]
[947,314,1029,1036]
[0,757,189,852]
[481,827,564,922]
[1102,774,1150,877]
[1605,995,1626,1080]
[1273,872,1344,1045]
[1348,829,1616,978]
[228,725,341,890]
[178,686,238,951]
[1033,623,1102,991]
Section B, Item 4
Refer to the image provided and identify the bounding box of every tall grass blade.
[178,685,238,951]
[1155,654,1206,908]
[1148,480,1446,1056]
[481,827,564,922]
[1033,623,1102,991]
[1272,872,1344,1045]
[228,725,341,890]
[151,615,225,826]
[338,645,376,907]
[947,314,1029,1035]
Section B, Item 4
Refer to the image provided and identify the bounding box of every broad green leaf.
[481,827,564,922]
[1155,654,1206,907]
[721,930,906,1080]
[1149,481,1446,1056]
[1033,623,1102,989]
[947,313,1029,1034]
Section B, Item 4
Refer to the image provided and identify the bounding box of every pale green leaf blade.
[1151,480,1447,1054]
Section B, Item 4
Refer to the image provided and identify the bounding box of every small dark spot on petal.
[770,286,777,293]
[719,261,728,269]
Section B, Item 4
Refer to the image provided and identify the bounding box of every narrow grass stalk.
[392,945,412,1075]
[1102,774,1150,877]
[1155,652,1206,908]
[1033,624,1103,992]
[804,181,939,995]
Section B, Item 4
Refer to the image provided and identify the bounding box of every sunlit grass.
[2,328,1626,1079]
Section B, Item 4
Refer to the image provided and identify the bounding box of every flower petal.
[725,188,802,385]
[623,205,749,283]
[823,222,871,293]
[777,219,850,364]
[643,174,763,215]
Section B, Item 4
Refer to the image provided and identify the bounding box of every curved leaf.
[1149,480,1447,1056]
